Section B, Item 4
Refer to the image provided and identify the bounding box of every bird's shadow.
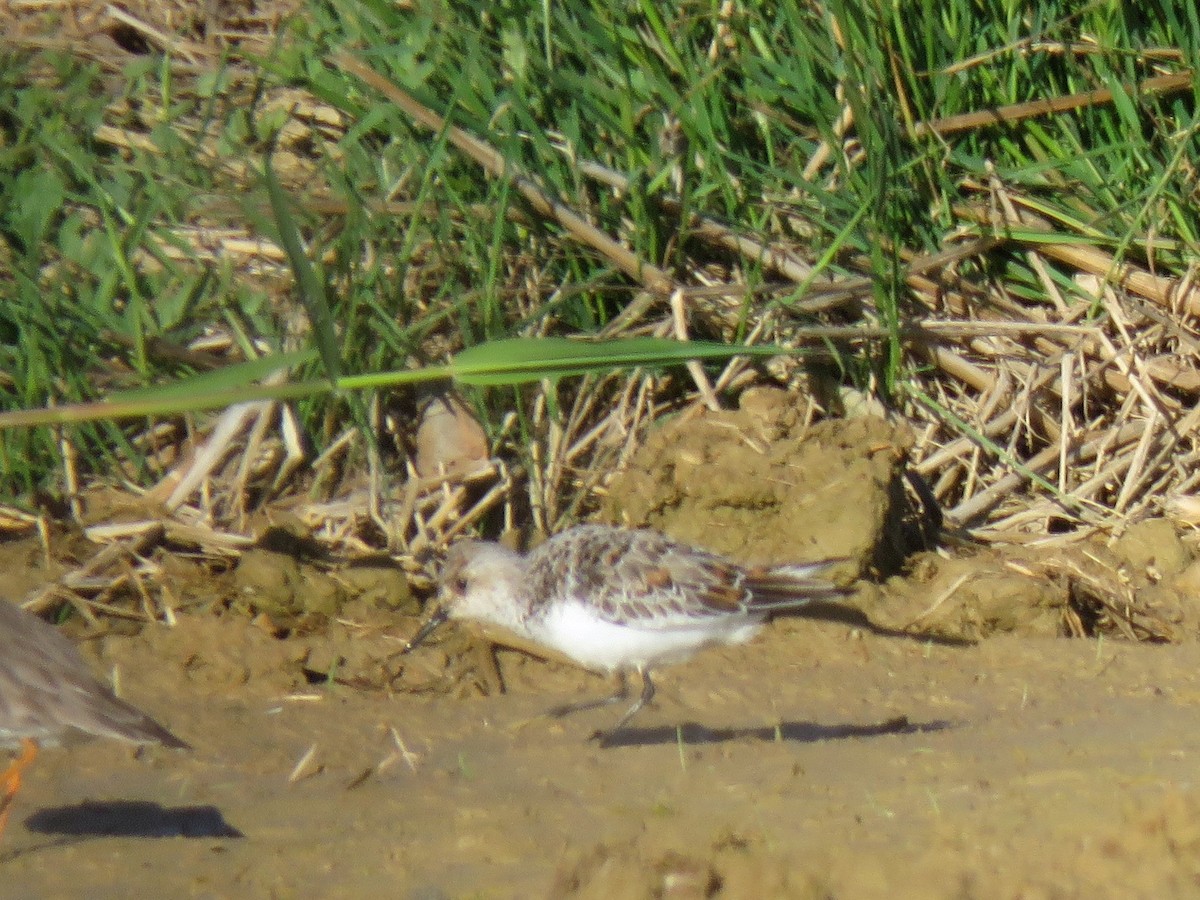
[594,714,956,749]
[18,800,242,843]
[778,601,976,646]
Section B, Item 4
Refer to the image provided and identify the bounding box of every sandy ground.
[4,615,1200,898]
[5,402,1200,897]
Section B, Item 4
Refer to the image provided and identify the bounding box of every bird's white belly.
[531,600,763,673]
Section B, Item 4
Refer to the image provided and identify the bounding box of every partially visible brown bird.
[0,599,188,838]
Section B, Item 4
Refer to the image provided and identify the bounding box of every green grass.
[2,1,1199,511]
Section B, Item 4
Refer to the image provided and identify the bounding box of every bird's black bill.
[403,605,450,653]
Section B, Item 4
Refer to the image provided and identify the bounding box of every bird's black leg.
[592,669,655,745]
[547,671,629,719]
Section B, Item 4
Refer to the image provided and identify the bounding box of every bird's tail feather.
[745,559,852,609]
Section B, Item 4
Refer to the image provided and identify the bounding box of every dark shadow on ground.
[23,801,242,839]
[781,600,977,646]
[595,715,956,748]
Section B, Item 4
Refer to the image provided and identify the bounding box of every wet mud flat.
[5,401,1200,897]
[4,616,1200,899]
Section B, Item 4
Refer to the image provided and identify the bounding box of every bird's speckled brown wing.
[0,600,188,749]
[523,524,837,629]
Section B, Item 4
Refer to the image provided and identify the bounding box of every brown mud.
[5,394,1200,898]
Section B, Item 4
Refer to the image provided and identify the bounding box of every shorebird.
[405,524,848,740]
[0,599,189,839]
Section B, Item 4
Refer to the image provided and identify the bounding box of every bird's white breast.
[529,598,764,673]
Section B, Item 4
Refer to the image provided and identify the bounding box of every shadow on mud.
[786,601,977,646]
[23,800,243,839]
[596,715,957,748]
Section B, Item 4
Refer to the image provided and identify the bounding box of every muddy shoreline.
[5,619,1200,898]
[5,407,1200,897]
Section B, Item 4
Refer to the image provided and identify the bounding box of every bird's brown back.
[0,600,188,749]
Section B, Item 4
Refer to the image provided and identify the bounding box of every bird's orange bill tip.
[403,605,450,654]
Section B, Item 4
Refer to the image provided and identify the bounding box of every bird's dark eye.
[452,575,469,594]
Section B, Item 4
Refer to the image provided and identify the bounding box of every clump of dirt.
[1063,519,1199,641]
[232,547,343,618]
[601,386,923,579]
[873,547,1068,639]
[227,523,417,624]
[871,516,1197,643]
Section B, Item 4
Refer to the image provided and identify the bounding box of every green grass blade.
[451,336,793,385]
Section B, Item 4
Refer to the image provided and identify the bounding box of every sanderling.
[0,599,189,839]
[405,523,849,741]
